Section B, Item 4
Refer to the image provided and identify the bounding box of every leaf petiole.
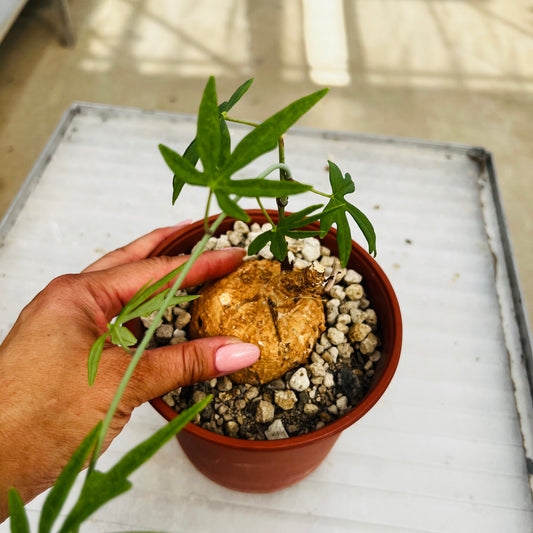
[224,115,260,128]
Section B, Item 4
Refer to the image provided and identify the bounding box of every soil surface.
[145,221,382,440]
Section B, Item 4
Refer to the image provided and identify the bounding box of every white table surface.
[1,103,532,532]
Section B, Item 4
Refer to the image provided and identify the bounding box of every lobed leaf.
[247,230,272,256]
[221,88,328,178]
[196,76,221,176]
[284,230,320,239]
[221,178,312,198]
[346,203,377,257]
[172,174,186,205]
[159,144,205,186]
[179,78,254,170]
[283,204,323,228]
[269,229,288,261]
[215,191,250,221]
[320,161,377,265]
[218,118,231,168]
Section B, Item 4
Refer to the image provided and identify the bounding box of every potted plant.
[6,76,401,529]
[141,77,402,492]
[148,211,401,493]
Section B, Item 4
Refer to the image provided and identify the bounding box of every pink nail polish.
[215,343,260,373]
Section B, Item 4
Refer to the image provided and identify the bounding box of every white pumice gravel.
[151,221,382,440]
[289,367,310,391]
[265,419,289,440]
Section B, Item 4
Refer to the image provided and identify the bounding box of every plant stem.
[224,116,259,128]
[204,190,213,232]
[256,197,275,226]
[255,162,292,181]
[89,211,228,470]
[311,187,332,199]
[277,136,288,221]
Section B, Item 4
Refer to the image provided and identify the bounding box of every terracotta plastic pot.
[149,210,402,493]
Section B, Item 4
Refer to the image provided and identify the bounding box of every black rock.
[336,366,361,403]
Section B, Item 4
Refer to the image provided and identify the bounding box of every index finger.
[82,247,246,321]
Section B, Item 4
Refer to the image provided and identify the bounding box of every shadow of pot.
[148,209,402,493]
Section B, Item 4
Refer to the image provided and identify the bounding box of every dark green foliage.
[320,161,377,266]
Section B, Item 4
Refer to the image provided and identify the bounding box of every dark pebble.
[336,365,361,403]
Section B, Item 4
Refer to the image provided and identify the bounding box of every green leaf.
[270,229,288,260]
[8,489,29,533]
[57,471,132,533]
[320,161,377,265]
[215,191,250,221]
[285,230,320,239]
[196,76,220,176]
[221,88,328,178]
[120,264,187,319]
[128,293,198,322]
[346,203,377,257]
[335,210,352,267]
[221,78,254,112]
[182,136,200,168]
[39,424,101,533]
[108,396,210,480]
[58,397,210,533]
[222,178,312,198]
[283,204,323,228]
[218,118,231,168]
[172,174,186,205]
[159,144,205,186]
[180,79,254,169]
[247,230,272,256]
[88,332,108,386]
[109,325,137,348]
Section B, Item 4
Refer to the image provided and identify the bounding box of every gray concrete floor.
[0,0,532,330]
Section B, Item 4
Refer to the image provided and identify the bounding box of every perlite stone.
[255,400,275,423]
[301,238,321,262]
[345,283,364,301]
[226,420,240,437]
[327,327,346,346]
[265,419,289,440]
[274,390,297,410]
[344,269,363,284]
[360,333,379,354]
[349,323,372,343]
[303,403,319,415]
[289,367,310,392]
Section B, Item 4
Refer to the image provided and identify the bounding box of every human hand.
[0,224,259,519]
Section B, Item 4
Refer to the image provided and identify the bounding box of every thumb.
[129,336,260,402]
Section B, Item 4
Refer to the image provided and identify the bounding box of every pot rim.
[149,209,402,451]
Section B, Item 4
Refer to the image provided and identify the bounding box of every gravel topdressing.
[144,220,382,440]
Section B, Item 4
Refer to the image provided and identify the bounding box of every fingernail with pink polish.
[215,343,260,373]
